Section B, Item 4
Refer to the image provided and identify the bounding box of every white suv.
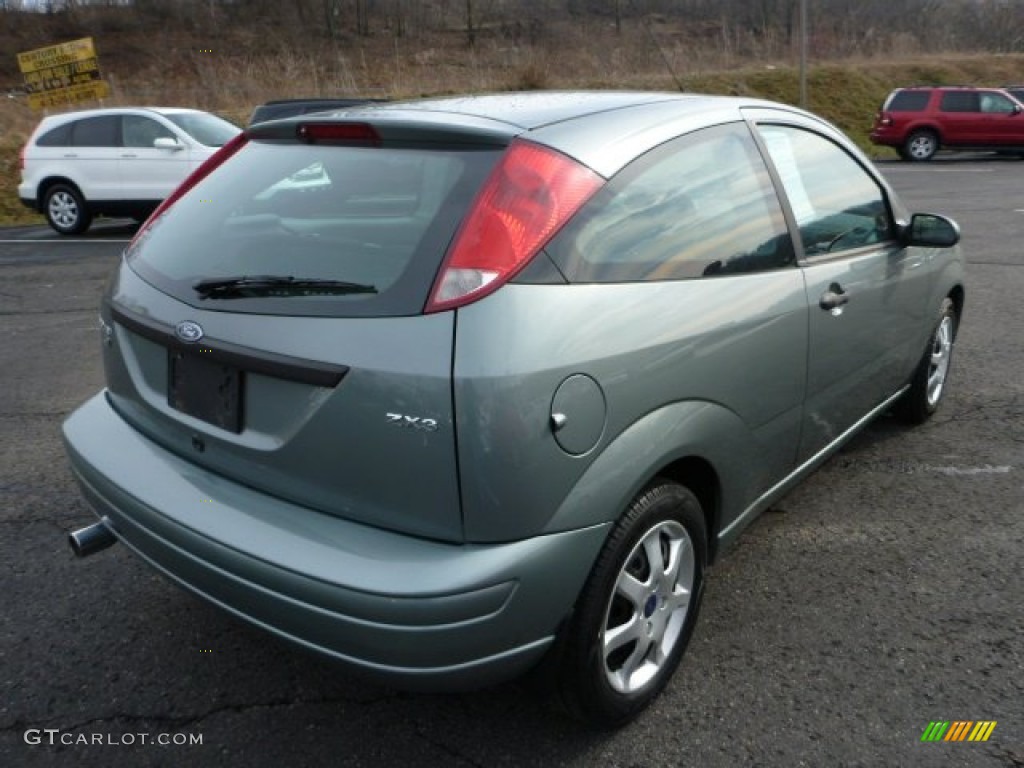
[18,107,240,235]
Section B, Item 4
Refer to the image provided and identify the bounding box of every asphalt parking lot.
[1,157,1022,768]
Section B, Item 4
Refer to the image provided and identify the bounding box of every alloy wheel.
[601,520,695,694]
[48,190,80,230]
[927,315,954,406]
[908,134,936,160]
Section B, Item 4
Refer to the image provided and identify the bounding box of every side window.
[36,122,72,147]
[887,91,929,111]
[757,125,893,257]
[122,115,175,148]
[545,122,794,282]
[71,116,119,147]
[979,93,1016,114]
[940,92,979,112]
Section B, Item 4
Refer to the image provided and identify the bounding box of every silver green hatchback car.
[64,91,964,726]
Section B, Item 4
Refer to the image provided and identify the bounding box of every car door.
[119,114,192,201]
[937,91,982,145]
[68,114,122,201]
[750,116,933,462]
[978,90,1024,146]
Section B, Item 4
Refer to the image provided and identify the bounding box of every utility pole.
[799,0,808,109]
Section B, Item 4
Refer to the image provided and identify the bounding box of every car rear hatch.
[104,117,513,542]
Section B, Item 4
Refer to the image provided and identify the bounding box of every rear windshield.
[127,140,500,316]
[885,91,930,112]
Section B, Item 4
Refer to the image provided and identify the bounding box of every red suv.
[870,86,1024,161]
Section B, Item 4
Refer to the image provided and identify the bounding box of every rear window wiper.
[193,275,377,299]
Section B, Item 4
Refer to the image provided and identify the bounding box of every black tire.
[893,298,957,424]
[43,183,91,235]
[554,480,707,728]
[903,130,939,162]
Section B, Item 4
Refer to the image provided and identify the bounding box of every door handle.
[819,283,849,312]
[120,153,138,158]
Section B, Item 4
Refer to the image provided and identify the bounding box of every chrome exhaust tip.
[68,518,117,557]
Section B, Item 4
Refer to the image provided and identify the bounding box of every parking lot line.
[880,168,994,173]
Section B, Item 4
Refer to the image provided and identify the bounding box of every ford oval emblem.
[175,320,204,343]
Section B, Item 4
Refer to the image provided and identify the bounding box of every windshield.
[127,140,500,317]
[164,112,242,147]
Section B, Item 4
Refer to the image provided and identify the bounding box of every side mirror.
[900,213,960,248]
[153,137,184,151]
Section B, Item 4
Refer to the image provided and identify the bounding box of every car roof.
[331,91,725,130]
[248,98,383,125]
[264,90,823,179]
[36,106,206,124]
[258,98,378,107]
[893,85,1009,92]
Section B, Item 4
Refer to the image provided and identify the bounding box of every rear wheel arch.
[38,176,84,207]
[653,456,720,564]
[541,400,756,541]
[908,122,943,143]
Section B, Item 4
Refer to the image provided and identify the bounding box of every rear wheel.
[903,130,938,162]
[555,480,706,727]
[893,298,957,424]
[43,183,91,235]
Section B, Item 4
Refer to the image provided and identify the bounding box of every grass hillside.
[2,6,1023,226]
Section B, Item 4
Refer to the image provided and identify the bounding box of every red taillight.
[129,131,249,247]
[297,122,380,145]
[426,140,604,313]
[19,143,26,171]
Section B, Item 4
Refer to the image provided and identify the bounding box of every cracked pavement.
[1,159,1022,767]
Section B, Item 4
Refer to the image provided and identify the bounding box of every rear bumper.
[868,130,899,147]
[63,392,609,690]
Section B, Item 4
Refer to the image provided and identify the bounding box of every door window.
[122,115,176,148]
[70,116,119,147]
[545,122,794,281]
[979,92,1017,114]
[940,92,979,112]
[757,125,893,258]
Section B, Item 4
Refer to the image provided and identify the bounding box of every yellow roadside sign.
[27,81,111,110]
[17,37,96,73]
[17,37,110,110]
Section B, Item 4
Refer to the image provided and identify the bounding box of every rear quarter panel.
[453,275,808,544]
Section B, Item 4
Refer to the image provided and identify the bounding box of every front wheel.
[555,481,707,727]
[893,298,957,424]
